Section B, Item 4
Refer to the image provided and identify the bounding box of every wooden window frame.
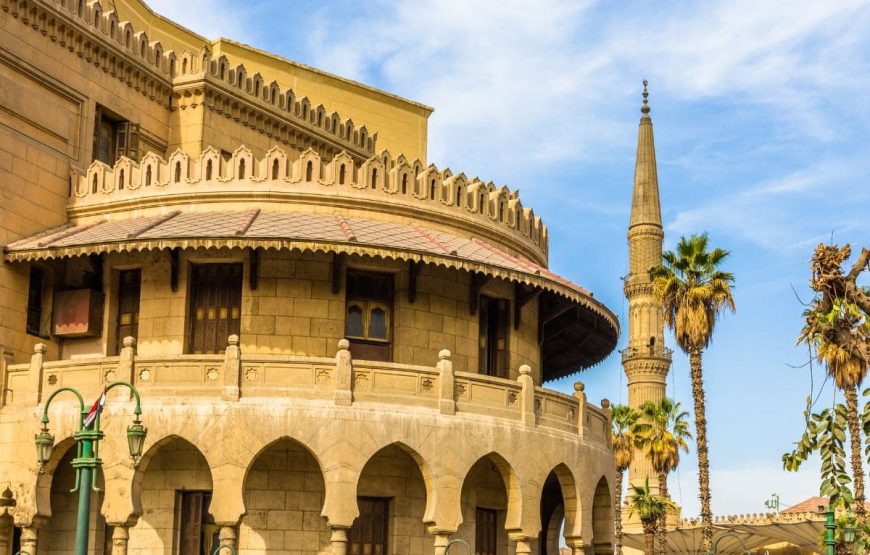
[475,507,499,555]
[186,263,243,355]
[93,104,139,165]
[174,490,214,555]
[26,266,44,337]
[114,268,141,355]
[348,496,390,555]
[345,269,394,362]
[479,296,509,378]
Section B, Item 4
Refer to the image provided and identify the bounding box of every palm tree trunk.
[615,469,624,555]
[845,384,866,518]
[642,521,656,555]
[690,348,714,552]
[657,471,669,555]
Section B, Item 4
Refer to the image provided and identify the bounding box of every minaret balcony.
[620,344,673,363]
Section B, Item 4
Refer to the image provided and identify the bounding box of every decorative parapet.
[2,342,610,446]
[679,510,823,528]
[620,344,673,363]
[71,145,549,259]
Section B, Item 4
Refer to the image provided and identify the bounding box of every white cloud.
[143,0,254,43]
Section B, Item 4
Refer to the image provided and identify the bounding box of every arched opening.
[456,187,463,207]
[351,443,432,554]
[182,58,188,75]
[174,161,181,183]
[271,158,279,180]
[145,165,152,186]
[118,168,124,190]
[205,159,213,181]
[457,453,517,555]
[479,193,486,214]
[92,173,98,193]
[238,437,328,553]
[401,174,408,194]
[129,436,215,553]
[238,158,246,180]
[41,442,111,553]
[339,164,346,185]
[370,168,378,189]
[306,160,313,181]
[538,466,578,555]
[429,179,436,200]
[591,477,613,555]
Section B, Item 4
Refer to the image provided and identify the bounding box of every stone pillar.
[565,536,586,555]
[437,349,455,415]
[334,339,352,406]
[110,525,129,555]
[19,524,39,554]
[118,336,136,385]
[330,526,349,555]
[514,537,533,554]
[433,532,450,555]
[0,515,12,554]
[223,334,241,401]
[0,346,12,408]
[29,343,46,405]
[573,381,587,437]
[517,364,535,427]
[219,525,237,550]
[600,398,612,444]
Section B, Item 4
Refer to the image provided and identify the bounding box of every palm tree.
[635,398,692,554]
[799,244,870,517]
[628,479,675,555]
[611,404,641,555]
[650,232,735,551]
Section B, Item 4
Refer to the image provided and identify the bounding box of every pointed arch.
[592,476,614,553]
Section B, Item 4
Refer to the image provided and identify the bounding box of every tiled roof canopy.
[6,210,618,380]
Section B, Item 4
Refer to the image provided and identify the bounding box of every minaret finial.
[641,79,650,115]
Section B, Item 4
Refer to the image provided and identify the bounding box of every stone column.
[0,346,12,408]
[330,526,349,555]
[565,536,586,555]
[110,525,129,555]
[517,364,535,427]
[28,343,46,405]
[573,381,587,437]
[433,532,450,555]
[0,515,12,554]
[223,334,241,401]
[437,349,455,415]
[118,336,136,385]
[334,339,352,406]
[219,525,237,550]
[19,524,39,554]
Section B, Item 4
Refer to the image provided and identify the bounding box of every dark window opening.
[306,160,313,181]
[92,105,139,165]
[176,491,216,555]
[371,168,378,189]
[478,296,509,377]
[145,165,152,186]
[339,164,346,185]
[345,270,393,362]
[205,160,213,181]
[456,187,463,207]
[272,159,280,180]
[115,269,141,354]
[401,174,407,194]
[26,266,44,337]
[174,161,182,182]
[479,193,486,214]
[187,264,242,354]
[475,508,498,555]
[238,158,246,179]
[118,168,125,190]
[429,179,436,200]
[348,497,389,555]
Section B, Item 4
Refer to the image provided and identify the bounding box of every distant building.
[0,1,622,554]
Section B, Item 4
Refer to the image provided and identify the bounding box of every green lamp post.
[35,381,146,555]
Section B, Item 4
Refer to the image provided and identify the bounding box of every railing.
[0,338,612,446]
[620,344,673,362]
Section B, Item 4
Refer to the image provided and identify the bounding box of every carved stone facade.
[0,1,620,554]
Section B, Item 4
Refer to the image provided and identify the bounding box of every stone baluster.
[118,336,136,385]
[223,335,241,401]
[330,526,349,555]
[0,346,12,408]
[334,339,352,406]
[517,364,535,427]
[600,398,612,444]
[29,343,46,405]
[110,525,129,555]
[437,349,455,415]
[573,381,587,438]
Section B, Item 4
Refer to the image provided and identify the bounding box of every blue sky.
[148,0,870,517]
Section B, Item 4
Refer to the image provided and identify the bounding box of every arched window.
[219,64,225,80]
[254,82,260,96]
[92,173,98,193]
[145,165,152,186]
[345,304,364,338]
[479,193,486,214]
[302,104,308,120]
[401,174,407,194]
[370,168,378,189]
[205,160,213,181]
[429,179,436,200]
[306,161,313,181]
[369,307,387,339]
[456,187,463,207]
[174,161,181,183]
[170,59,176,76]
[272,159,280,180]
[498,202,505,222]
[118,169,125,190]
[140,41,146,58]
[182,58,188,74]
[238,158,246,180]
[317,112,323,127]
[339,164,346,185]
[125,31,131,49]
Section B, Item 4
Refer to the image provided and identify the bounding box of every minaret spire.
[622,80,672,492]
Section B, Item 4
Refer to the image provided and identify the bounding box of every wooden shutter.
[116,269,141,354]
[179,491,204,555]
[26,267,43,336]
[479,297,509,377]
[348,497,389,555]
[475,508,498,555]
[115,122,140,162]
[188,264,243,354]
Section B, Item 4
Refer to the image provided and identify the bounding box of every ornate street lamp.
[34,381,145,555]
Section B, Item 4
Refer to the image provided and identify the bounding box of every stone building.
[0,1,620,554]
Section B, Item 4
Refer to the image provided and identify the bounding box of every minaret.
[622,81,672,491]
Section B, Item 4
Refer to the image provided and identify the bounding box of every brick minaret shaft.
[622,81,672,492]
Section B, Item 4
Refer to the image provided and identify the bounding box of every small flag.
[83,388,107,429]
